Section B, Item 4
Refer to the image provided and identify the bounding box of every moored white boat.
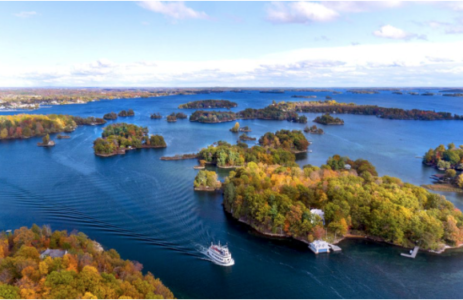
[309,240,330,254]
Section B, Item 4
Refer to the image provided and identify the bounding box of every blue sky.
[1,1,463,87]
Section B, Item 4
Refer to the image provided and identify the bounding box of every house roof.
[40,248,67,258]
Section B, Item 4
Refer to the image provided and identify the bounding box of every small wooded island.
[194,170,221,191]
[422,143,463,192]
[118,109,135,117]
[314,113,344,125]
[93,123,166,157]
[239,133,256,141]
[37,134,55,147]
[179,99,238,109]
[222,155,463,252]
[259,130,309,153]
[189,110,237,123]
[150,113,162,119]
[103,112,118,120]
[304,125,324,134]
[0,225,173,299]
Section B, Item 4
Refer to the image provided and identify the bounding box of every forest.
[189,111,237,123]
[258,130,309,152]
[0,225,173,299]
[313,114,344,125]
[178,100,238,109]
[197,141,296,168]
[93,123,166,156]
[290,100,463,121]
[0,114,104,140]
[223,156,463,250]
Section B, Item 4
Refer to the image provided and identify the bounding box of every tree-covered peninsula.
[313,113,344,125]
[93,123,166,157]
[194,170,222,191]
[179,100,238,109]
[0,114,105,140]
[0,225,173,299]
[223,156,463,251]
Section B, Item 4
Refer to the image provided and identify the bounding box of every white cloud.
[138,1,208,20]
[324,1,403,13]
[373,25,425,40]
[266,2,339,24]
[3,41,463,87]
[14,11,37,18]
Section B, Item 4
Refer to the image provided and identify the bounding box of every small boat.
[309,240,330,254]
[206,242,235,266]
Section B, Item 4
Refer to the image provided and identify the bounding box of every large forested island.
[93,123,166,157]
[0,225,173,299]
[223,155,463,251]
[282,100,463,121]
[0,114,105,140]
[178,100,238,109]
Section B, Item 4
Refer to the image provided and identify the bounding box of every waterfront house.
[40,248,67,259]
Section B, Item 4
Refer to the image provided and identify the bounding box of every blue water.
[2,90,463,298]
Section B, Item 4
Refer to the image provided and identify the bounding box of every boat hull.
[206,250,235,266]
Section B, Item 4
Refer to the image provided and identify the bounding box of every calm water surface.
[2,90,463,298]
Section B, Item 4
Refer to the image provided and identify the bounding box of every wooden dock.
[329,244,342,252]
[401,246,419,258]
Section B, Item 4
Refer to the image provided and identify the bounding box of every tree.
[230,122,240,133]
[42,134,50,145]
[445,169,456,178]
[456,174,463,188]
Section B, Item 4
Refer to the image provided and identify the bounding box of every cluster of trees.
[72,116,106,126]
[150,113,162,119]
[291,100,463,121]
[240,126,251,132]
[103,113,117,120]
[93,123,166,156]
[118,109,135,117]
[178,100,238,109]
[258,130,309,152]
[0,114,88,140]
[304,125,324,134]
[194,170,221,190]
[198,141,296,168]
[223,158,463,250]
[313,114,344,125]
[230,122,240,133]
[423,143,463,170]
[0,225,173,299]
[189,111,237,123]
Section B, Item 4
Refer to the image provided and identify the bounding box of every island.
[0,225,173,299]
[103,112,117,120]
[239,126,251,132]
[37,134,55,147]
[222,155,463,252]
[189,110,237,123]
[259,130,309,153]
[313,113,344,125]
[167,114,177,122]
[160,153,198,161]
[291,95,317,99]
[443,93,463,97]
[0,114,105,141]
[347,90,379,94]
[93,123,167,157]
[392,91,403,95]
[150,113,162,119]
[179,99,238,109]
[239,133,256,141]
[422,143,463,192]
[118,109,135,117]
[259,90,285,94]
[57,134,71,139]
[421,92,435,96]
[304,125,324,134]
[230,122,240,133]
[175,112,188,119]
[194,170,222,191]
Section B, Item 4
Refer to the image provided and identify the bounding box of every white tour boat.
[206,242,235,266]
[309,240,330,254]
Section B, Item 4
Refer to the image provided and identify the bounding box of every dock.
[401,246,419,258]
[329,244,342,252]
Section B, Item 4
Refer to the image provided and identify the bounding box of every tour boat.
[309,240,330,254]
[206,242,235,266]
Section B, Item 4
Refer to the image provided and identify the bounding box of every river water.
[2,90,463,298]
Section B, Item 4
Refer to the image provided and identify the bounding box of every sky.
[1,1,463,87]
